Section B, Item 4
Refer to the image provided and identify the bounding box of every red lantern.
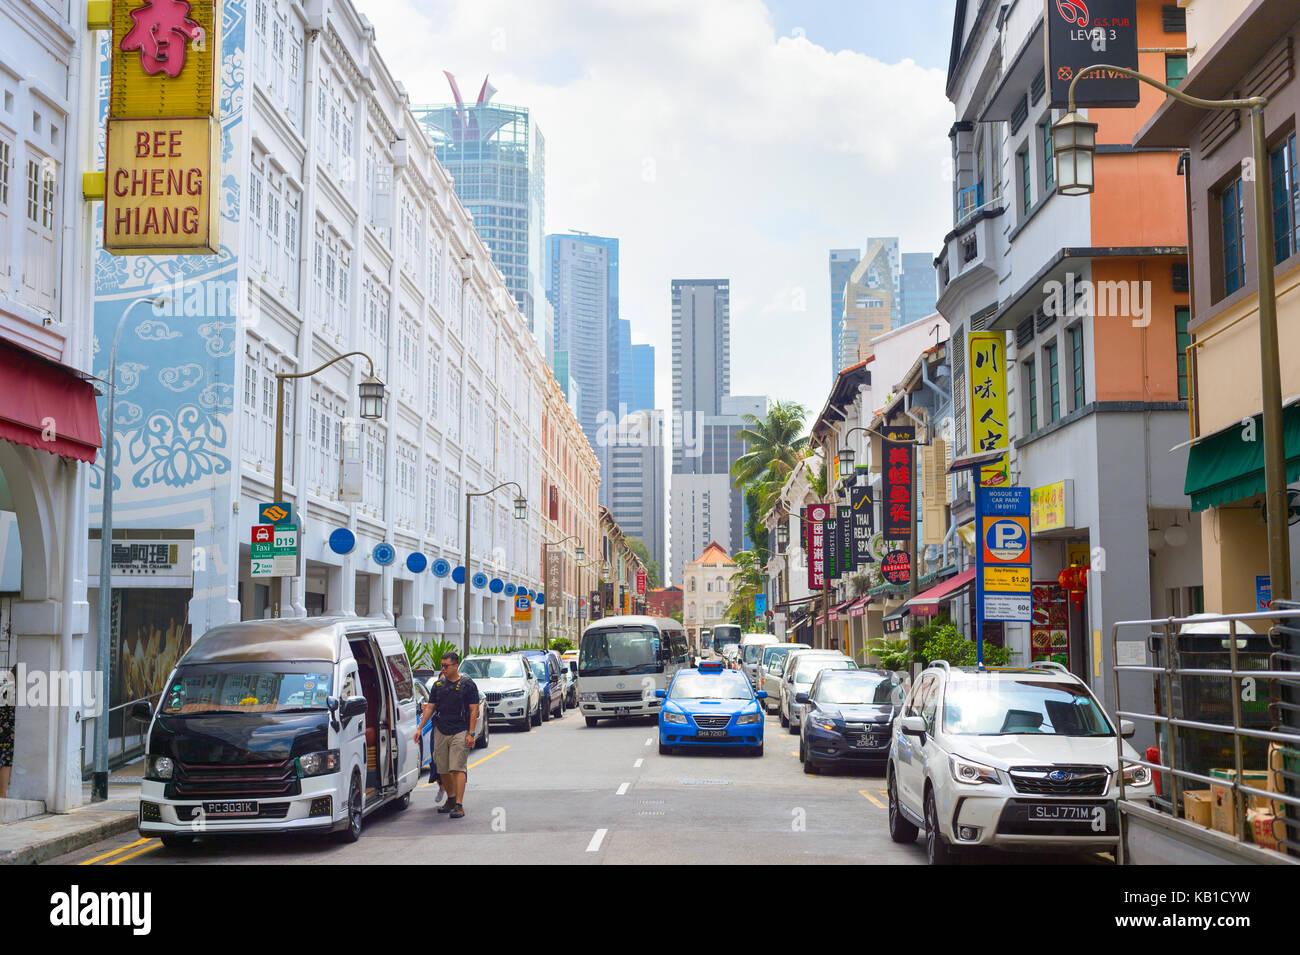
[1057,563,1088,609]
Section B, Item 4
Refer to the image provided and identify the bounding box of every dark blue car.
[798,668,905,774]
[521,650,566,721]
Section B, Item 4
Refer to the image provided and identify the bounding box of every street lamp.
[93,293,166,802]
[271,352,384,619]
[1053,64,1291,603]
[464,482,527,650]
[777,521,790,551]
[837,426,871,480]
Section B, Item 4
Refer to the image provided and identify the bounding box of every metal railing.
[1110,605,1300,863]
[78,692,160,779]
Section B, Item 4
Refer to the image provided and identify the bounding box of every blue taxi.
[656,660,766,756]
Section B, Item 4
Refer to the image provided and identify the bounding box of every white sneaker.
[432,784,447,806]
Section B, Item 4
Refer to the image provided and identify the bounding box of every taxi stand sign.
[251,523,299,577]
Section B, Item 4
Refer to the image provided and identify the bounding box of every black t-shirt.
[429,675,480,734]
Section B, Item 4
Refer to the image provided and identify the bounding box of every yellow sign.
[968,331,1009,484]
[983,566,1031,591]
[104,117,220,254]
[1068,543,1091,568]
[110,0,221,119]
[514,595,532,622]
[1031,481,1072,532]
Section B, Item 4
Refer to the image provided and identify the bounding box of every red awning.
[848,596,871,618]
[827,596,858,620]
[905,568,976,617]
[0,340,102,463]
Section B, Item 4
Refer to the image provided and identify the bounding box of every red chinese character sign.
[806,503,829,590]
[109,0,220,119]
[636,570,646,595]
[121,0,206,78]
[881,425,915,542]
[881,550,911,586]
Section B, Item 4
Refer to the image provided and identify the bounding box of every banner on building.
[590,590,602,619]
[548,484,559,521]
[546,547,563,601]
[1045,0,1140,109]
[837,505,853,575]
[968,331,1010,487]
[824,514,840,580]
[806,502,829,590]
[850,485,875,567]
[604,582,615,617]
[881,425,915,542]
[636,570,646,595]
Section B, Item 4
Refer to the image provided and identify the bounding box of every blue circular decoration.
[471,572,489,590]
[431,558,451,578]
[406,552,428,574]
[489,577,504,594]
[328,528,356,555]
[373,543,396,566]
[504,582,517,596]
[527,589,536,599]
[452,566,466,584]
[536,591,545,606]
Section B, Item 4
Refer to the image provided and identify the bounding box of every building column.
[1199,505,1270,614]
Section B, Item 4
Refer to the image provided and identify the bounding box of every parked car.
[560,651,580,707]
[738,633,778,687]
[722,643,742,670]
[759,643,810,711]
[798,668,905,774]
[458,654,540,733]
[780,650,854,731]
[887,660,1154,864]
[521,649,566,721]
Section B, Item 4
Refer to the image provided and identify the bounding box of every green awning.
[1185,403,1300,512]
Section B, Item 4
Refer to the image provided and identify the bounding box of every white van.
[577,615,690,725]
[738,633,778,687]
[132,616,420,847]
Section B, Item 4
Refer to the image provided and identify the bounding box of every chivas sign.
[1045,0,1139,109]
[105,1,222,255]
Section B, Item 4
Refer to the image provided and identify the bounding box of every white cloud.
[360,0,953,425]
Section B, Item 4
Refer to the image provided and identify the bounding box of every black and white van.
[131,616,420,848]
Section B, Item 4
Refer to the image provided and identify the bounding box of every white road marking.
[633,758,644,768]
[616,781,630,795]
[645,737,652,746]
[586,828,608,852]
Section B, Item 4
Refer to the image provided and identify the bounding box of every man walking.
[415,651,480,819]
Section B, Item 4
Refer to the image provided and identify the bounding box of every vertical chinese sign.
[806,503,829,590]
[850,485,875,567]
[968,331,1010,487]
[881,426,915,542]
[105,0,223,254]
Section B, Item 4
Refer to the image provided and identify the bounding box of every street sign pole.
[973,469,984,669]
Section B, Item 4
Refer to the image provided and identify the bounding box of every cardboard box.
[1248,810,1287,855]
[1209,768,1271,835]
[1183,789,1212,828]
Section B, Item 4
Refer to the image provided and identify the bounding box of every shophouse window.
[1068,324,1085,411]
[1269,131,1299,264]
[1175,306,1191,400]
[1220,177,1246,295]
[1023,355,1038,433]
[1042,122,1055,193]
[1165,54,1188,89]
[1045,341,1061,424]
[1020,149,1031,215]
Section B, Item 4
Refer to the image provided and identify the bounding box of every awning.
[905,568,976,617]
[848,596,871,618]
[0,340,102,463]
[1184,403,1300,512]
[828,596,857,620]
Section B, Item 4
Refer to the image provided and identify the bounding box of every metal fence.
[78,693,159,779]
[1110,605,1300,863]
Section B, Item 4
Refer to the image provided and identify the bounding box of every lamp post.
[93,294,165,802]
[541,535,581,651]
[271,353,384,620]
[1053,65,1290,603]
[464,483,527,651]
[574,549,592,638]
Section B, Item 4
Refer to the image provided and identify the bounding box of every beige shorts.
[433,728,472,774]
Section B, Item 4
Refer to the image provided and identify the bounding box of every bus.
[576,615,690,726]
[710,624,743,661]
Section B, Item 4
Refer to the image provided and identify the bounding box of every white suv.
[887,661,1153,863]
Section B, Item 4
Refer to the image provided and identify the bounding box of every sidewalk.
[0,760,143,865]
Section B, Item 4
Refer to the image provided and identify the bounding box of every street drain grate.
[678,779,731,786]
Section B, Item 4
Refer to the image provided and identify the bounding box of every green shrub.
[548,637,574,654]
[916,622,1014,667]
[863,637,913,671]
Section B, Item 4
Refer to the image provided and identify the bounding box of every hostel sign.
[104,1,222,255]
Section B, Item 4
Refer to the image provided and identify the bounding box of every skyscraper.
[839,239,898,368]
[609,410,666,576]
[631,343,655,413]
[413,76,546,344]
[900,251,938,328]
[546,232,620,504]
[671,279,730,474]
[829,249,860,381]
[617,318,634,412]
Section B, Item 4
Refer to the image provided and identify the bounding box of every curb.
[0,812,138,866]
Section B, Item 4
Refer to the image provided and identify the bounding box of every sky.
[357,0,957,423]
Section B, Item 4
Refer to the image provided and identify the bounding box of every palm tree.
[725,550,766,630]
[731,401,810,524]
